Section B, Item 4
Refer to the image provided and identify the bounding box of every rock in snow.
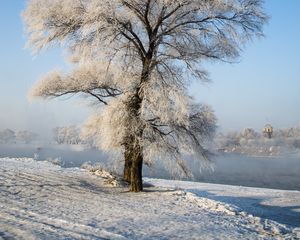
[0,157,299,239]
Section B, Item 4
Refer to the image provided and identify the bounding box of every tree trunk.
[125,58,151,191]
[130,145,143,192]
[123,143,132,183]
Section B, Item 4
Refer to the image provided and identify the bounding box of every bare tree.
[23,0,267,191]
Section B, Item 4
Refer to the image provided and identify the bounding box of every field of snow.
[0,157,299,239]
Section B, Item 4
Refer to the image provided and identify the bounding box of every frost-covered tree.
[0,129,16,144]
[53,126,81,144]
[241,128,258,139]
[16,130,38,144]
[23,0,267,191]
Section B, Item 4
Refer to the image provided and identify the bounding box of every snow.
[0,158,299,239]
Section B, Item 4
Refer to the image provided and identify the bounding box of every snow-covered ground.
[0,158,299,239]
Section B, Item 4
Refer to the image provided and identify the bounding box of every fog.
[1,143,299,191]
[0,100,91,139]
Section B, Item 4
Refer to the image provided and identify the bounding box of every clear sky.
[0,1,299,137]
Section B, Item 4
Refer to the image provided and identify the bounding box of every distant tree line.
[52,126,95,147]
[0,129,38,144]
[3,124,299,157]
[216,125,300,155]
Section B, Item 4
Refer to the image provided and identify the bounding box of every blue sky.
[0,1,299,137]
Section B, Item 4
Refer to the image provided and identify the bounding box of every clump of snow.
[81,163,128,187]
[177,190,238,216]
[46,156,63,166]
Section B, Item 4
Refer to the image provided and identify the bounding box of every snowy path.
[0,158,299,239]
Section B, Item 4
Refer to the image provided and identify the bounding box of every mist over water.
[196,153,300,191]
[1,144,299,191]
